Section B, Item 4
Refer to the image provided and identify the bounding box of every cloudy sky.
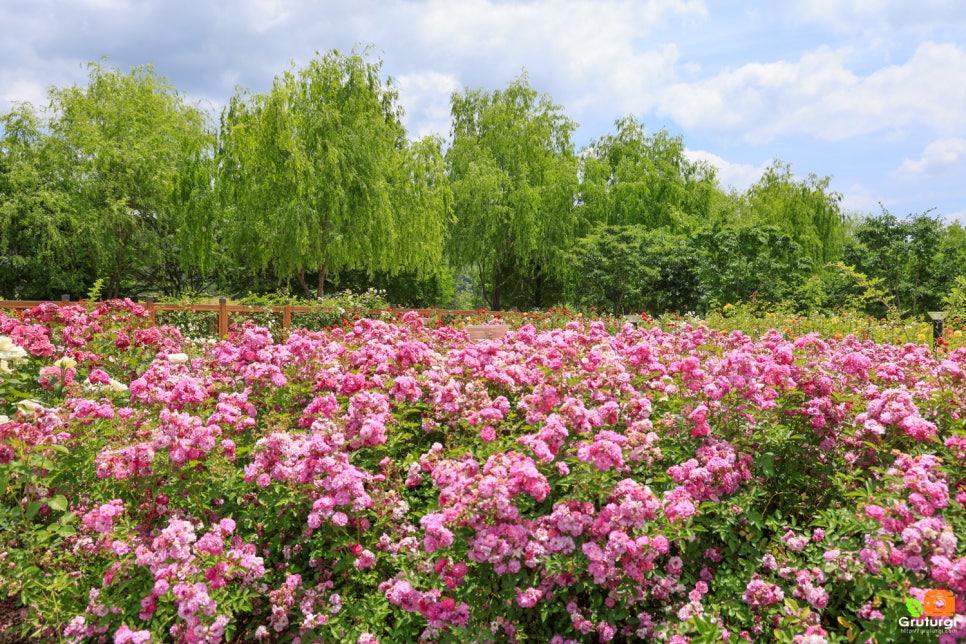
[2,0,965,221]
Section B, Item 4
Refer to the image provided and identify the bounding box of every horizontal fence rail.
[0,297,529,339]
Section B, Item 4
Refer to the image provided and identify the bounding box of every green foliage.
[330,267,455,308]
[693,222,814,307]
[569,156,853,317]
[579,115,720,231]
[572,225,702,315]
[47,61,214,298]
[154,290,393,339]
[942,275,966,332]
[828,262,903,323]
[6,53,966,321]
[214,48,450,299]
[739,161,847,266]
[842,208,947,318]
[153,292,220,338]
[85,278,105,303]
[697,300,932,345]
[936,222,966,286]
[446,73,579,310]
[238,289,392,334]
[0,105,87,299]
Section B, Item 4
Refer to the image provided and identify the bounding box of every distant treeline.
[2,49,965,318]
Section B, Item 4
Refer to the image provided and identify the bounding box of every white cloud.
[1,78,47,107]
[79,0,133,10]
[895,138,966,179]
[838,183,884,214]
[240,0,291,34]
[395,71,461,140]
[947,210,966,224]
[655,41,966,143]
[683,149,767,192]
[794,0,966,30]
[409,0,703,120]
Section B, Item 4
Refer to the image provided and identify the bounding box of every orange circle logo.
[923,589,956,618]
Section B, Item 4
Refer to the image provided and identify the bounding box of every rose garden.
[0,299,963,642]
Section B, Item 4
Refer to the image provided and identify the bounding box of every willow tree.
[740,161,847,266]
[446,74,578,310]
[579,115,721,232]
[0,105,84,299]
[47,62,213,298]
[214,49,449,298]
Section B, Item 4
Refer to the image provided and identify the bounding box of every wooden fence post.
[145,297,156,327]
[218,298,228,337]
[283,300,292,331]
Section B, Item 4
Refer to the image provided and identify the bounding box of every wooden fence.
[0,296,513,339]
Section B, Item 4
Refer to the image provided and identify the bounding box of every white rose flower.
[16,399,45,415]
[54,356,78,369]
[108,379,129,393]
[166,353,189,365]
[0,415,8,424]
[0,336,27,363]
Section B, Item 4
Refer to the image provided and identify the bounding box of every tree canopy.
[446,73,578,310]
[213,49,449,298]
[3,53,965,319]
[579,116,720,232]
[738,161,847,266]
[48,62,213,298]
[1,63,211,299]
[0,105,81,299]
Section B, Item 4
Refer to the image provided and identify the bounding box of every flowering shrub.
[153,290,395,341]
[698,299,965,351]
[1,301,965,642]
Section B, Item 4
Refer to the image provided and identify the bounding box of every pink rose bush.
[1,303,965,642]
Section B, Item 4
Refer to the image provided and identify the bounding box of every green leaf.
[55,525,76,538]
[24,500,43,522]
[906,597,924,617]
[47,495,68,512]
[758,452,775,477]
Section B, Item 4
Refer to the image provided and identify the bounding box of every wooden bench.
[464,324,510,341]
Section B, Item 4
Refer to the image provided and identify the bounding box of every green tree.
[739,161,847,266]
[579,116,721,231]
[936,221,966,287]
[214,48,449,299]
[843,209,945,317]
[694,222,814,307]
[446,74,578,310]
[47,62,214,298]
[572,225,702,315]
[0,105,87,299]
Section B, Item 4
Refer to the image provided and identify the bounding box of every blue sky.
[2,0,965,221]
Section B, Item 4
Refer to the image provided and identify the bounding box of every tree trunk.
[109,237,126,299]
[490,262,501,311]
[477,262,488,309]
[316,261,328,300]
[533,268,544,309]
[296,269,313,299]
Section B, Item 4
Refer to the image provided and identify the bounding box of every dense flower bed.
[1,301,964,642]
